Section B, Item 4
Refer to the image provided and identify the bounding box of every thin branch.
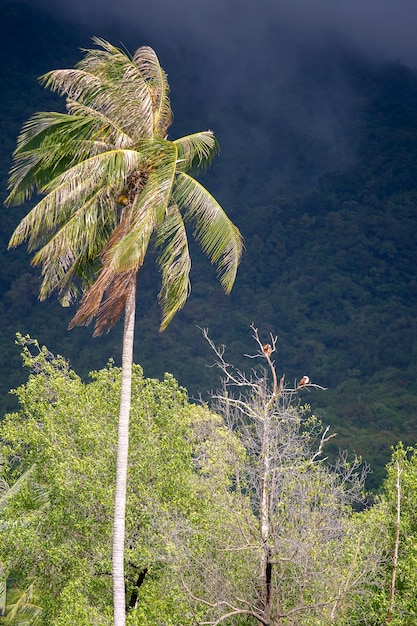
[180,574,268,625]
[200,609,269,626]
[311,425,337,462]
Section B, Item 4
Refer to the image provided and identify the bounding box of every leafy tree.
[0,336,247,625]
[350,444,417,625]
[5,39,242,623]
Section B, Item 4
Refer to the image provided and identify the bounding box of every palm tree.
[5,39,242,625]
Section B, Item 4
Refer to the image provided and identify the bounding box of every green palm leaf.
[56,37,158,140]
[106,143,178,273]
[6,113,116,206]
[13,112,105,153]
[0,464,35,511]
[174,131,219,172]
[156,204,191,330]
[33,190,113,303]
[2,582,42,625]
[173,172,243,292]
[8,149,141,251]
[133,45,172,137]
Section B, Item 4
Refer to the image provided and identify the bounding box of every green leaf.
[173,172,243,292]
[156,205,191,330]
[174,131,219,172]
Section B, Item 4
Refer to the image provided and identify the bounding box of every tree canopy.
[4,335,416,624]
[0,336,248,625]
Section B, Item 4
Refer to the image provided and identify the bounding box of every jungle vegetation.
[1,335,416,624]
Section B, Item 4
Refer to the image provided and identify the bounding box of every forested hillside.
[1,0,417,488]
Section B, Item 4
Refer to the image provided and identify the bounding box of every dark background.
[1,0,417,488]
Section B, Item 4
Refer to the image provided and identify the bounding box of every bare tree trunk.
[387,459,402,624]
[258,348,281,626]
[113,281,136,626]
[259,407,272,626]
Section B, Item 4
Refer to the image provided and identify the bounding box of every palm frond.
[33,191,115,302]
[174,131,219,172]
[44,256,99,307]
[6,113,116,206]
[8,148,141,307]
[54,38,162,141]
[69,266,136,335]
[31,189,114,269]
[68,266,112,330]
[0,465,35,511]
[5,152,44,205]
[65,101,132,148]
[3,582,42,625]
[9,149,141,251]
[42,63,150,142]
[173,172,243,293]
[13,111,103,153]
[103,191,157,273]
[40,67,104,108]
[156,205,191,330]
[133,46,172,137]
[92,270,137,336]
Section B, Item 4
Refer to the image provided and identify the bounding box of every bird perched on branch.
[298,375,310,388]
[262,344,273,357]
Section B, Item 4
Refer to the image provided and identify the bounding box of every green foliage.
[378,445,417,624]
[0,337,247,624]
[6,336,417,624]
[342,444,417,625]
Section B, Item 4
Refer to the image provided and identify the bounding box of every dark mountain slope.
[1,2,417,488]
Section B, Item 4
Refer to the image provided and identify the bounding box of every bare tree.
[176,326,383,625]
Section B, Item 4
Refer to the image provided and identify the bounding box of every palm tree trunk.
[113,280,136,626]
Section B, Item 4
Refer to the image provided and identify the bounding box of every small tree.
[355,444,417,626]
[177,326,383,625]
